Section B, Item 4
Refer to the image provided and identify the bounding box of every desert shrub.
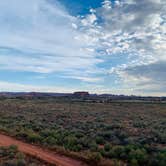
[133,121,147,128]
[16,159,26,166]
[128,148,148,165]
[3,160,17,166]
[64,135,78,151]
[16,152,25,160]
[96,136,105,145]
[9,145,18,153]
[157,133,166,144]
[72,144,83,152]
[87,152,102,165]
[27,131,42,143]
[116,130,128,142]
[99,131,112,140]
[74,132,84,138]
[123,137,135,145]
[0,147,9,157]
[44,136,57,145]
[112,146,125,158]
[78,137,91,148]
[16,130,28,139]
[89,142,98,152]
[130,158,139,166]
[104,143,111,152]
[39,129,53,137]
[156,151,166,166]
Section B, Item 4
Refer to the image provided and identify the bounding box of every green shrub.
[128,148,147,164]
[104,143,111,152]
[16,159,26,166]
[130,159,139,166]
[89,142,98,152]
[27,132,42,143]
[88,152,102,164]
[9,145,18,153]
[44,136,57,145]
[96,136,105,145]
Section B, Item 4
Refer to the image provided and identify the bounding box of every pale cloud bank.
[0,81,72,93]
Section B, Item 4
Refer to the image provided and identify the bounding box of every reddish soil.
[0,134,88,166]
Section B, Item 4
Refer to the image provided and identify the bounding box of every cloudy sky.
[0,0,165,96]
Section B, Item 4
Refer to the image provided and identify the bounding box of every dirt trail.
[0,134,88,166]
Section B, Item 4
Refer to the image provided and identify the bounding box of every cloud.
[98,0,166,59]
[0,0,100,76]
[82,0,166,95]
[0,0,165,95]
[75,0,165,65]
[121,61,166,91]
[0,81,73,93]
[62,75,103,83]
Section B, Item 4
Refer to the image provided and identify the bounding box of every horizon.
[0,0,165,96]
[0,91,166,98]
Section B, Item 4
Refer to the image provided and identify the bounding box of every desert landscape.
[0,96,165,165]
[0,0,165,165]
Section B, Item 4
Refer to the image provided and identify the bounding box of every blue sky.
[0,0,166,96]
[57,0,102,15]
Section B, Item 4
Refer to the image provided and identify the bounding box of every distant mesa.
[73,91,89,98]
[24,92,38,97]
[0,92,165,102]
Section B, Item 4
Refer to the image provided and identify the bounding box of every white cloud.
[102,0,112,10]
[120,61,166,91]
[0,0,100,75]
[81,13,97,26]
[62,75,102,83]
[77,0,166,94]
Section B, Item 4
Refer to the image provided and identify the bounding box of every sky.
[0,0,165,96]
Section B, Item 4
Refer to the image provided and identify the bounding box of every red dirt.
[0,134,88,166]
